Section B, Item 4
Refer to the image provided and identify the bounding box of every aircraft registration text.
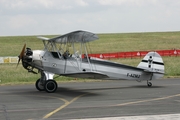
[127,73,141,78]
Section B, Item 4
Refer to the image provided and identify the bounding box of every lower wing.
[61,71,109,79]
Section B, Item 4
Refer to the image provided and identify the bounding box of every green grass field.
[0,31,180,84]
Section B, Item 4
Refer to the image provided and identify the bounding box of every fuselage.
[29,50,163,81]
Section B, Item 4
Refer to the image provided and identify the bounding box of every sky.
[0,0,180,36]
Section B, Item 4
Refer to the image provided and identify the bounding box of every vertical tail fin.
[137,52,164,74]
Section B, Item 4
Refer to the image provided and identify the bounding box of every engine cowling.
[24,48,33,62]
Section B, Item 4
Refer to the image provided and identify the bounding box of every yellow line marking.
[0,93,71,119]
[43,93,87,119]
[42,93,180,119]
[117,94,180,106]
[58,97,69,103]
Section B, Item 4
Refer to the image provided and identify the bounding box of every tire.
[44,80,58,93]
[35,79,45,91]
[147,82,152,87]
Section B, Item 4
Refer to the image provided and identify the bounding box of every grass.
[89,32,180,53]
[0,31,180,84]
[0,64,83,85]
[1,32,180,56]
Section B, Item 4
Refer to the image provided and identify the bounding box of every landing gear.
[35,79,44,91]
[44,80,58,93]
[147,73,153,87]
[35,71,57,93]
[147,81,152,87]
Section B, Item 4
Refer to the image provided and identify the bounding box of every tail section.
[137,52,164,74]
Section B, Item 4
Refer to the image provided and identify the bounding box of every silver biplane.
[17,31,165,93]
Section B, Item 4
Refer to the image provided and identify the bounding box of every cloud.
[0,0,89,12]
[97,0,127,6]
[97,0,158,6]
[0,0,180,36]
[75,0,88,6]
[8,15,37,29]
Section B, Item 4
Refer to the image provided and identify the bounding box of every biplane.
[17,31,165,93]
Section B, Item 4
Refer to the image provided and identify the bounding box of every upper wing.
[61,71,109,79]
[37,30,98,44]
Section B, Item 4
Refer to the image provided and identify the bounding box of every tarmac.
[0,78,180,120]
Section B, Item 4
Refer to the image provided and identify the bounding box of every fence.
[1,49,180,63]
[84,49,180,59]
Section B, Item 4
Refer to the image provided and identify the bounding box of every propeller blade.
[19,44,26,59]
[17,56,21,67]
[16,44,26,68]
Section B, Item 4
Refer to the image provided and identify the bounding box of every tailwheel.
[147,82,152,87]
[44,80,58,93]
[35,79,45,91]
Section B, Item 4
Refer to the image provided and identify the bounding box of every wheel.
[35,79,44,91]
[44,80,58,93]
[147,82,152,87]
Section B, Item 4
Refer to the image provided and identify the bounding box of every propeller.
[16,44,26,68]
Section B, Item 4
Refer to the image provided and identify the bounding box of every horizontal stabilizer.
[144,69,164,74]
[61,71,109,79]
